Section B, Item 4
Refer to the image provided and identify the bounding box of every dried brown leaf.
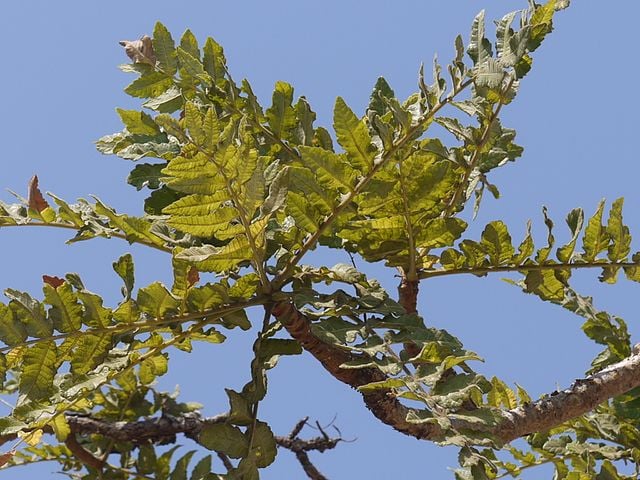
[119,35,156,65]
[187,266,200,287]
[43,275,65,289]
[28,175,49,213]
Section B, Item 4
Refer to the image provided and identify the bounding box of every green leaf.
[162,153,222,194]
[334,96,375,172]
[299,146,357,192]
[468,10,492,65]
[94,199,166,247]
[43,283,82,333]
[180,30,200,59]
[259,339,303,364]
[266,81,297,141]
[190,455,212,480]
[582,200,609,262]
[0,303,27,346]
[184,102,206,147]
[124,72,174,99]
[164,193,240,239]
[513,221,534,264]
[203,37,227,81]
[0,417,28,436]
[128,162,165,190]
[251,421,277,468]
[137,282,180,318]
[226,389,253,426]
[5,289,52,338]
[20,340,57,400]
[480,221,514,265]
[139,353,169,384]
[177,47,212,85]
[78,290,112,328]
[170,450,196,480]
[153,22,178,75]
[606,198,630,262]
[177,217,269,272]
[524,269,566,301]
[294,97,316,146]
[199,423,248,458]
[143,86,183,113]
[69,333,114,375]
[556,208,584,263]
[368,77,395,116]
[113,253,135,300]
[116,108,161,136]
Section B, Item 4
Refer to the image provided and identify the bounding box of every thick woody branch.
[398,273,421,358]
[495,350,640,443]
[272,301,446,442]
[272,301,640,445]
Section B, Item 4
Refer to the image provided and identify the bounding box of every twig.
[216,451,234,472]
[64,434,104,471]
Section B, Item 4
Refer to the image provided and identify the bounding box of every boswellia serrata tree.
[1,1,640,478]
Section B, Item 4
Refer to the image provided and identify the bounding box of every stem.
[272,79,475,290]
[192,143,271,290]
[419,261,638,280]
[0,221,172,254]
[494,457,556,479]
[443,76,514,218]
[28,315,222,446]
[246,304,275,455]
[0,296,268,354]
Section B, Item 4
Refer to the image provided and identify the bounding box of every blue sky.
[1,1,640,478]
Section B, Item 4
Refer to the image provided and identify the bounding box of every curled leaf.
[119,35,156,65]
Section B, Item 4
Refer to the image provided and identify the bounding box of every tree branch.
[271,301,446,441]
[398,272,421,358]
[272,301,640,445]
[2,414,342,480]
[64,434,105,471]
[495,349,640,443]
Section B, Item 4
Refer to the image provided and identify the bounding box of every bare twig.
[276,418,343,480]
[216,451,233,472]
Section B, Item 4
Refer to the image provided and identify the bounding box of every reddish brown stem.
[272,301,445,441]
[64,434,105,471]
[398,274,421,359]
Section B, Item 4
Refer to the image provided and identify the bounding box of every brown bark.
[495,352,640,443]
[272,300,640,445]
[398,275,421,359]
[272,301,446,441]
[64,434,105,470]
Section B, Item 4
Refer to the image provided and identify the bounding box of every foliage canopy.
[2,1,640,478]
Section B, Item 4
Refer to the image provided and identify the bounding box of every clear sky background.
[1,1,639,479]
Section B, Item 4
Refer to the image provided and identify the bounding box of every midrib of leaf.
[271,78,475,290]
